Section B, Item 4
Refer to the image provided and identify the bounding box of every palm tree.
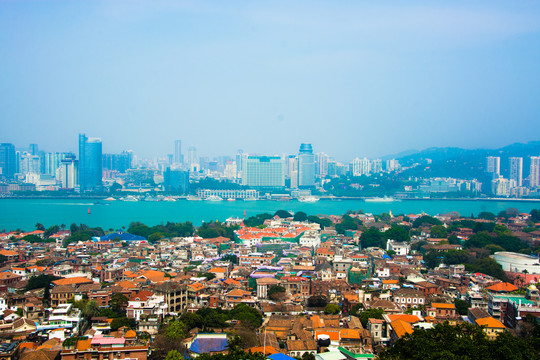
[82,300,100,319]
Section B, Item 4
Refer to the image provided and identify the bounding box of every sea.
[0,198,539,232]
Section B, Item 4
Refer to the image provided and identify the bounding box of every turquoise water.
[0,198,539,232]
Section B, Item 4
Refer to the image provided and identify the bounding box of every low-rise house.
[61,333,149,360]
[392,288,426,309]
[475,317,505,340]
[186,333,228,357]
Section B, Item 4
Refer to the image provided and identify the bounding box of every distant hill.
[395,141,540,180]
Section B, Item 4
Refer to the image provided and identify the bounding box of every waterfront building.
[371,159,383,174]
[163,168,189,193]
[197,189,259,199]
[242,155,284,188]
[78,134,102,191]
[530,156,540,189]
[59,155,78,189]
[491,177,512,197]
[509,157,523,187]
[316,152,329,177]
[486,156,500,178]
[187,146,198,171]
[298,143,315,188]
[0,143,16,179]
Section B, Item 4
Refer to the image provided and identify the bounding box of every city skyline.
[1,1,540,159]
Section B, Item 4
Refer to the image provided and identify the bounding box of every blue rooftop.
[189,337,228,354]
[268,353,296,360]
[99,231,146,241]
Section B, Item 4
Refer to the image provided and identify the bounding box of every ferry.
[122,195,139,202]
[187,196,202,201]
[205,195,223,201]
[298,196,319,202]
[162,196,176,202]
[104,197,116,201]
[364,196,397,202]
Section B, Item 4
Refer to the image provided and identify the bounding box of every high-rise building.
[352,157,370,176]
[316,153,329,177]
[60,154,79,189]
[236,150,244,179]
[242,155,284,188]
[509,157,523,187]
[385,159,400,173]
[187,146,198,171]
[0,143,16,179]
[79,134,102,191]
[298,143,315,188]
[174,140,183,165]
[164,168,189,193]
[486,156,500,178]
[102,151,132,173]
[530,156,540,189]
[371,159,383,174]
[29,143,39,155]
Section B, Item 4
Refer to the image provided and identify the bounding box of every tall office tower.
[288,156,298,188]
[236,150,244,179]
[174,140,182,165]
[298,143,315,188]
[486,156,500,178]
[352,157,371,176]
[530,156,540,189]
[327,160,337,177]
[371,159,383,174]
[0,143,16,179]
[79,134,102,191]
[29,143,39,155]
[60,154,79,189]
[187,146,198,169]
[509,157,523,187]
[316,153,329,177]
[242,155,284,188]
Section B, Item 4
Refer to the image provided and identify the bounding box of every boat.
[298,196,319,202]
[104,197,116,201]
[162,196,176,202]
[243,197,258,201]
[364,196,396,202]
[205,195,223,201]
[226,198,237,201]
[187,196,202,201]
[123,195,139,202]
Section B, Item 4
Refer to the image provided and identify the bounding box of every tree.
[307,215,333,228]
[110,293,129,313]
[423,251,441,269]
[466,257,507,281]
[360,227,385,249]
[336,215,362,234]
[383,225,410,242]
[307,295,328,308]
[26,274,60,291]
[359,308,384,327]
[166,320,187,340]
[530,209,540,222]
[110,317,136,331]
[267,285,286,301]
[165,350,184,360]
[378,322,540,360]
[82,300,100,319]
[198,272,216,281]
[324,303,341,315]
[429,225,447,238]
[454,299,469,316]
[274,210,293,218]
[35,222,45,231]
[478,212,496,221]
[413,215,442,228]
[293,211,308,222]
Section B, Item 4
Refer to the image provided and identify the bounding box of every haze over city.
[2,1,540,160]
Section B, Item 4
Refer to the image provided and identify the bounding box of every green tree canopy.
[274,210,293,218]
[324,303,341,314]
[413,215,442,228]
[293,211,308,222]
[429,225,448,238]
[359,308,384,327]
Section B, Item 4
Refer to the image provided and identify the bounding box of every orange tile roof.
[247,346,280,355]
[391,319,414,338]
[52,277,94,286]
[314,330,340,341]
[387,314,421,323]
[431,303,455,309]
[0,250,18,256]
[476,317,505,329]
[76,339,92,351]
[486,282,518,293]
[209,267,226,273]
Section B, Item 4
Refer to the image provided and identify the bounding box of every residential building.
[530,156,540,188]
[509,157,523,187]
[486,156,500,178]
[242,155,284,188]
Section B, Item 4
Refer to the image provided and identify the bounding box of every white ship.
[123,195,139,202]
[187,196,202,201]
[205,195,223,201]
[298,196,319,202]
[364,196,396,202]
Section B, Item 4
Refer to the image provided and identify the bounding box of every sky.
[1,0,540,162]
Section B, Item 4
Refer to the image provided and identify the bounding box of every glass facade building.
[298,143,315,188]
[79,134,102,191]
[0,143,16,180]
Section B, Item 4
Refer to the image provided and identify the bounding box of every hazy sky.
[1,1,540,162]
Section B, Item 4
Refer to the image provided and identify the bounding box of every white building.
[493,252,540,274]
[299,231,321,248]
[386,240,410,256]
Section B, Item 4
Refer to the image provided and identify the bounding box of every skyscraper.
[486,156,500,178]
[174,140,182,165]
[298,143,315,188]
[60,154,79,189]
[79,134,102,191]
[509,157,523,187]
[187,146,198,170]
[530,156,540,189]
[352,157,370,176]
[242,155,284,188]
[0,143,16,179]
